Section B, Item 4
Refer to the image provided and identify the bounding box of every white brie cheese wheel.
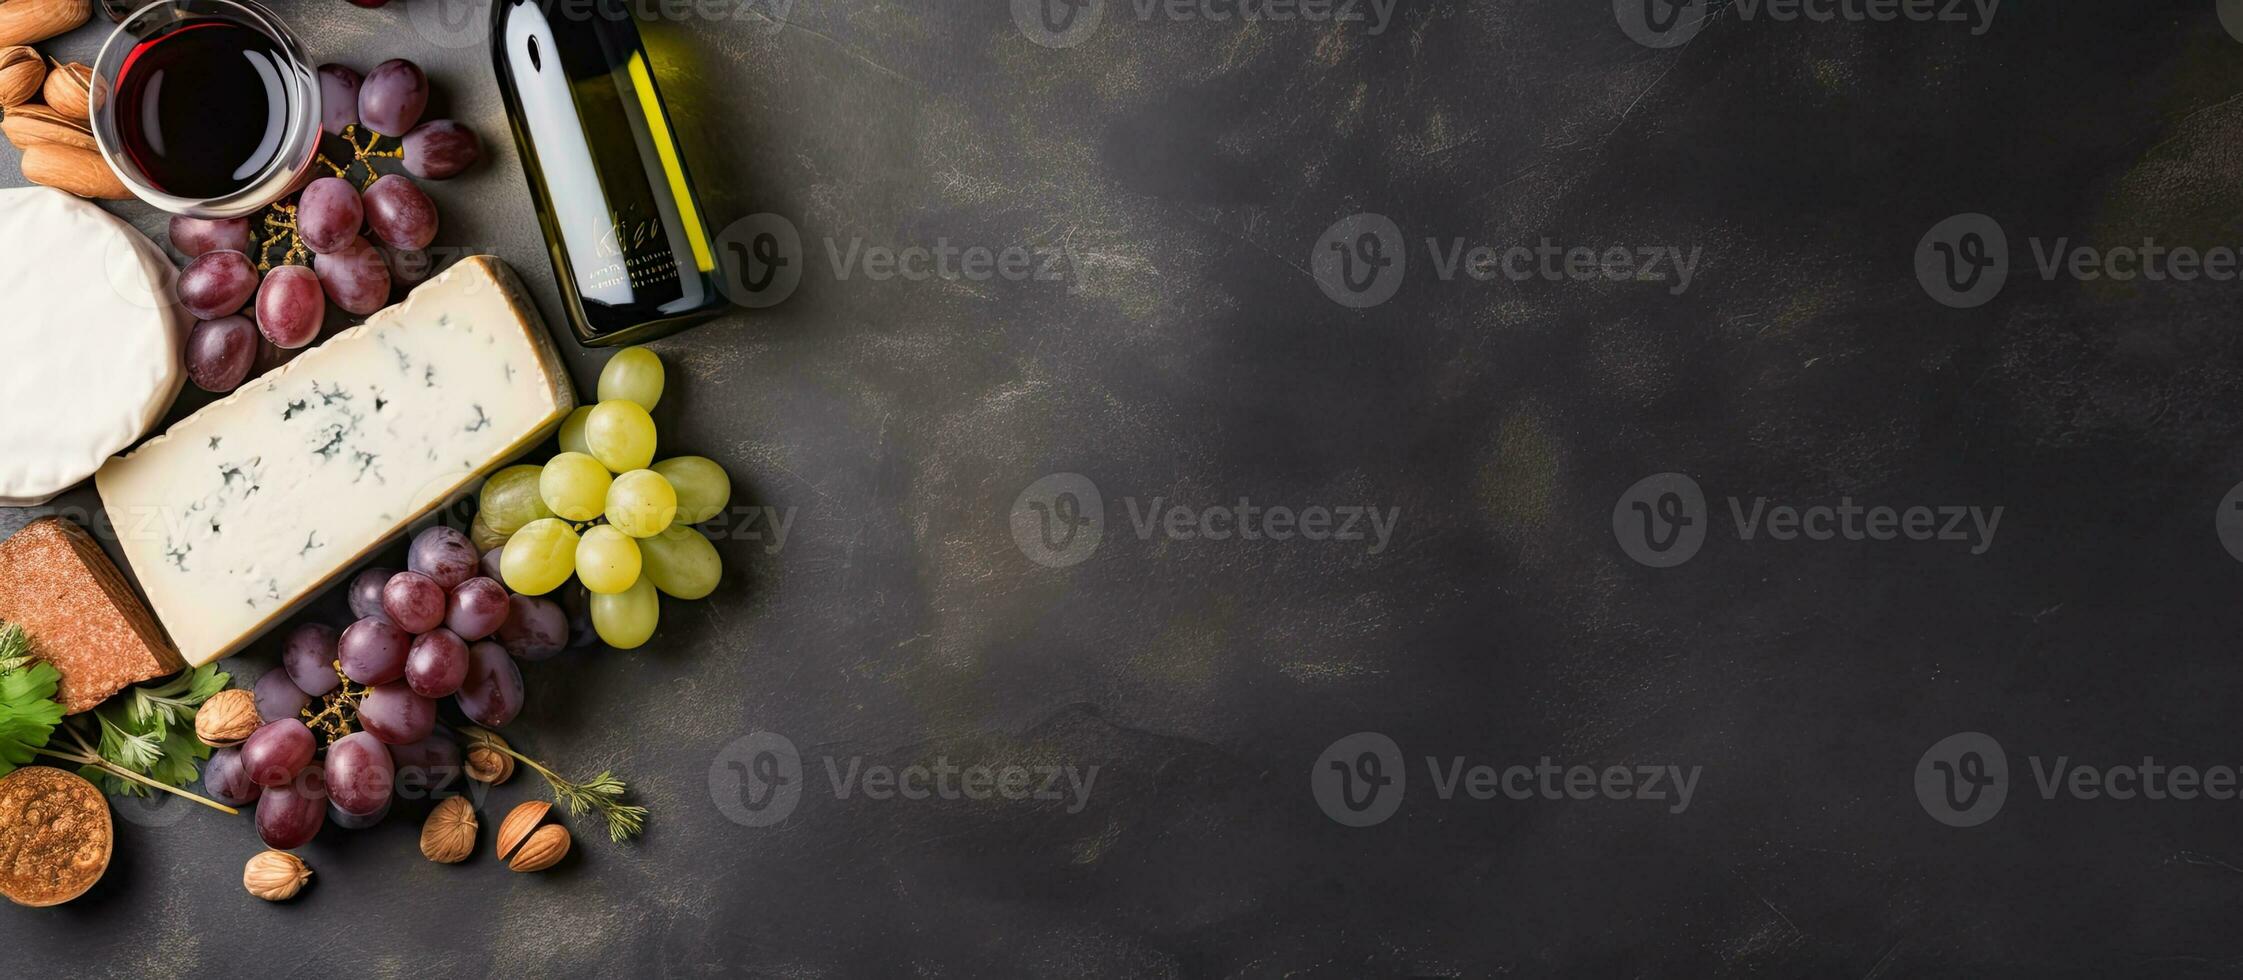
[0,187,186,506]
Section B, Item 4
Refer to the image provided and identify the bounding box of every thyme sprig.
[465,727,647,843]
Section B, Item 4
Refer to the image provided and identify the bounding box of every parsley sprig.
[0,622,236,814]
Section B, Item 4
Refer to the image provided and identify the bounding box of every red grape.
[252,669,309,723]
[390,734,461,799]
[348,567,397,622]
[318,64,362,135]
[186,315,258,392]
[479,546,505,583]
[202,747,261,807]
[242,719,315,786]
[256,265,325,348]
[402,120,481,179]
[313,236,393,315]
[456,640,525,727]
[358,59,428,137]
[405,627,469,697]
[408,526,480,590]
[339,617,410,685]
[178,249,257,320]
[446,577,510,640]
[358,681,436,744]
[325,731,395,816]
[281,622,341,696]
[495,595,567,660]
[297,177,364,255]
[328,798,389,830]
[169,216,250,257]
[256,763,326,849]
[363,174,438,251]
[381,570,446,633]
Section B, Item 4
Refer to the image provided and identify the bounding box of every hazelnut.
[419,796,477,864]
[464,727,514,784]
[242,850,311,902]
[506,824,570,872]
[194,689,261,747]
[494,800,550,861]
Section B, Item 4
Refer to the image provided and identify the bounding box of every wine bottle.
[490,0,725,347]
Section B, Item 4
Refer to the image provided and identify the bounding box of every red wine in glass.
[112,19,296,200]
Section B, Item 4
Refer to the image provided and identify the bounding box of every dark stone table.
[8,0,2243,974]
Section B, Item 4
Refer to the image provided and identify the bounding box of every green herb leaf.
[0,658,64,778]
[0,623,33,675]
[86,665,230,796]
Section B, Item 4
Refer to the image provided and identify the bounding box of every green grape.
[591,577,659,649]
[639,524,721,600]
[575,524,643,595]
[586,400,657,472]
[651,456,730,524]
[539,451,613,522]
[606,469,677,538]
[558,405,594,456]
[478,464,552,536]
[500,518,580,595]
[597,346,665,411]
[470,510,508,554]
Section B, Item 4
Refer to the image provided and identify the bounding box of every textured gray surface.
[9,0,2243,975]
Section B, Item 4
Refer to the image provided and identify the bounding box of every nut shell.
[494,799,550,860]
[419,796,477,864]
[506,823,570,872]
[40,60,88,120]
[21,142,129,199]
[242,849,311,902]
[1,103,94,152]
[464,728,514,784]
[0,46,39,108]
[0,0,87,48]
[193,688,260,747]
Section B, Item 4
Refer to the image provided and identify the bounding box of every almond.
[40,59,87,120]
[3,103,93,152]
[419,797,477,864]
[0,45,37,108]
[21,143,129,200]
[494,799,550,860]
[506,824,570,872]
[0,0,89,48]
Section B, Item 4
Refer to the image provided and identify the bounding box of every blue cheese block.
[96,256,577,666]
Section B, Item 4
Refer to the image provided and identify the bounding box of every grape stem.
[33,727,239,815]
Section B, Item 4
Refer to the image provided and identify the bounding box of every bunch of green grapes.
[476,347,729,650]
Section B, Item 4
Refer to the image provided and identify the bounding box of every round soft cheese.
[0,187,185,506]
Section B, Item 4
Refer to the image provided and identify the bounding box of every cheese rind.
[96,256,576,666]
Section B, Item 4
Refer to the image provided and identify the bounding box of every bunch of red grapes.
[174,57,485,395]
[203,526,589,850]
